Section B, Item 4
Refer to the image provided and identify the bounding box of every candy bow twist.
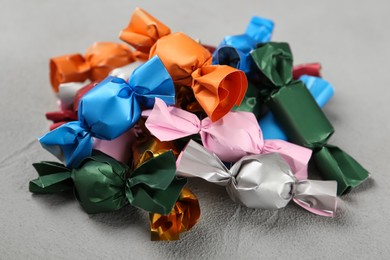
[50,42,134,92]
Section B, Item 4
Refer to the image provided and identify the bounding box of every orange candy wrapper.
[120,8,248,122]
[131,133,200,241]
[150,32,247,121]
[50,42,134,92]
[119,7,171,60]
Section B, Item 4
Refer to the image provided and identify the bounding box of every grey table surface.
[1,0,389,259]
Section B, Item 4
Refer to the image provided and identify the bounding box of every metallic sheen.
[177,140,337,216]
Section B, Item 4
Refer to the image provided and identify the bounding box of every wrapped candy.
[143,98,311,180]
[29,151,186,215]
[119,8,217,60]
[131,134,200,240]
[40,56,175,167]
[259,75,335,140]
[212,16,274,73]
[177,140,337,217]
[50,42,134,92]
[150,32,247,122]
[251,42,369,194]
[119,8,248,122]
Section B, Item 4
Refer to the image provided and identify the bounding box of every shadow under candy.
[31,190,75,207]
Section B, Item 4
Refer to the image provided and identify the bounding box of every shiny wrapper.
[132,135,200,241]
[150,188,200,241]
[132,134,180,170]
[177,141,337,217]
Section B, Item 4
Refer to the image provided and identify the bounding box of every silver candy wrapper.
[177,140,337,217]
[58,81,89,110]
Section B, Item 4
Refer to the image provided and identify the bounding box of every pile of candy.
[30,8,370,240]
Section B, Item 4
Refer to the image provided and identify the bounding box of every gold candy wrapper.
[131,132,200,240]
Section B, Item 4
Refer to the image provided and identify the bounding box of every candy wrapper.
[120,8,171,60]
[251,42,369,194]
[50,42,134,92]
[30,151,186,215]
[150,32,247,122]
[212,16,274,74]
[131,134,200,240]
[120,8,248,122]
[150,188,200,241]
[40,56,175,167]
[177,140,337,217]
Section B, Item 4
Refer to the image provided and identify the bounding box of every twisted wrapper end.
[149,188,200,241]
[50,54,90,93]
[39,121,93,168]
[293,180,338,217]
[84,42,134,81]
[192,65,247,122]
[119,7,171,58]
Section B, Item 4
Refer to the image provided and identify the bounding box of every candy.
[50,42,134,92]
[177,140,337,217]
[150,32,247,121]
[40,56,174,167]
[30,151,186,215]
[251,42,369,194]
[131,134,200,240]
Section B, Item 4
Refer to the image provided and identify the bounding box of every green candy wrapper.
[314,145,370,194]
[267,80,334,148]
[29,151,186,215]
[251,42,369,195]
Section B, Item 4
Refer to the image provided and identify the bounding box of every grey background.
[1,0,389,259]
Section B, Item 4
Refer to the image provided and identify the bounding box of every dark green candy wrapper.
[314,145,369,194]
[251,42,369,195]
[29,151,186,215]
[266,80,334,149]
